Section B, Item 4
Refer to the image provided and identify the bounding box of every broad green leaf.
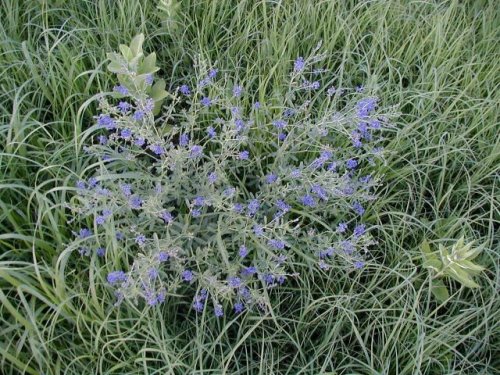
[459,244,483,261]
[454,236,465,250]
[439,244,450,265]
[431,279,449,303]
[423,259,442,272]
[150,79,170,108]
[107,61,124,74]
[445,263,480,288]
[139,52,159,74]
[119,44,133,61]
[153,101,163,116]
[456,259,485,275]
[129,33,145,56]
[421,239,432,254]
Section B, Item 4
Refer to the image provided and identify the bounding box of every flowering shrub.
[68,35,397,316]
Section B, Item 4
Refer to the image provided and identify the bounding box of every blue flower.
[351,132,363,148]
[145,74,154,86]
[357,97,377,117]
[189,145,203,158]
[114,85,129,95]
[160,211,173,224]
[370,119,381,129]
[191,208,202,217]
[290,169,302,179]
[76,180,86,190]
[120,184,132,197]
[179,84,191,95]
[263,274,275,285]
[121,128,132,139]
[234,118,245,132]
[233,203,245,213]
[208,172,218,184]
[247,199,259,216]
[214,304,224,317]
[144,98,154,113]
[311,184,328,201]
[283,108,296,118]
[327,162,337,172]
[354,260,365,269]
[327,86,336,96]
[200,96,212,107]
[359,174,372,184]
[158,251,169,262]
[238,150,249,160]
[129,195,143,209]
[134,137,145,147]
[241,266,257,277]
[346,159,358,170]
[294,56,305,72]
[78,228,93,239]
[276,199,291,213]
[107,271,127,285]
[193,299,204,312]
[135,234,146,246]
[233,85,243,98]
[234,302,244,313]
[179,133,189,146]
[352,202,365,215]
[98,135,108,145]
[198,77,211,88]
[310,151,332,170]
[268,239,286,250]
[310,81,320,90]
[228,276,242,288]
[223,187,236,197]
[78,247,90,256]
[341,240,355,254]
[148,267,159,280]
[193,196,205,206]
[265,173,278,184]
[207,126,216,138]
[133,110,145,121]
[272,119,287,129]
[238,286,252,300]
[253,224,264,237]
[182,270,194,282]
[239,245,248,258]
[208,68,218,79]
[319,247,334,259]
[96,187,110,196]
[253,101,261,109]
[300,195,316,207]
[96,247,106,257]
[353,224,366,238]
[278,132,287,141]
[337,222,348,233]
[95,215,106,225]
[117,101,130,112]
[274,199,291,218]
[97,114,116,130]
[149,144,164,155]
[275,254,287,265]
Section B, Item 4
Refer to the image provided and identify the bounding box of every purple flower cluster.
[69,42,395,317]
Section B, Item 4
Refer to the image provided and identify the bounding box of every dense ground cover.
[0,0,498,374]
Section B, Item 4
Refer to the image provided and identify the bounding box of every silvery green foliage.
[68,36,398,317]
